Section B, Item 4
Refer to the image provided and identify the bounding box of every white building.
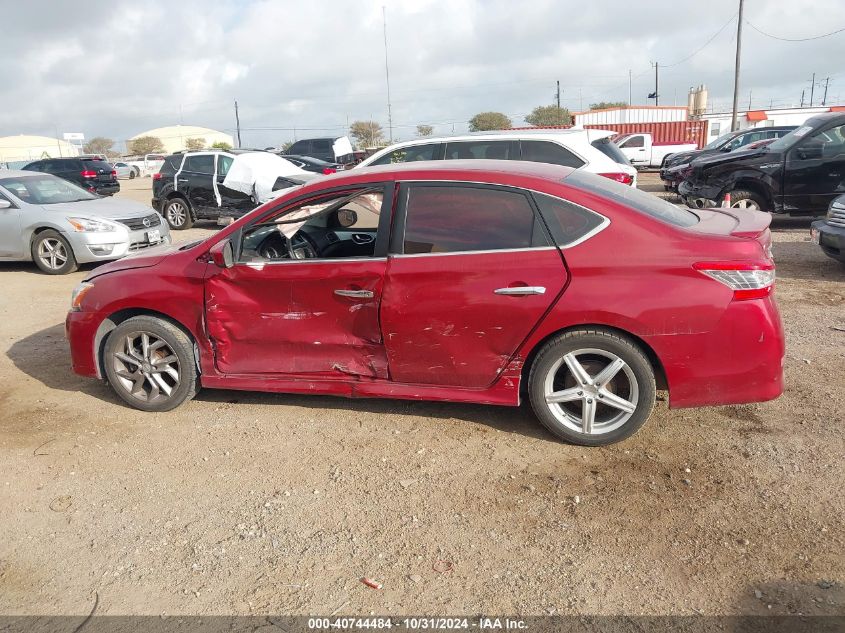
[128,125,234,154]
[572,106,689,126]
[696,105,845,143]
[0,135,80,165]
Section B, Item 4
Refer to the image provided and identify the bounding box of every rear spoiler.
[694,207,772,239]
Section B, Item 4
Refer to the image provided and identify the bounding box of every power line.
[662,13,738,67]
[745,20,845,41]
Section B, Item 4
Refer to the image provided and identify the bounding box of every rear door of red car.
[380,182,568,388]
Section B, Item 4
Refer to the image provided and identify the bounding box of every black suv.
[678,113,845,215]
[285,137,353,164]
[22,157,119,196]
[661,126,796,191]
[152,152,253,229]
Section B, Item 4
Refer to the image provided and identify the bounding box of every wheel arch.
[519,324,668,395]
[725,178,775,209]
[94,308,200,379]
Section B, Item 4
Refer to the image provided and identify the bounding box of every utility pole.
[809,72,816,107]
[234,100,242,148]
[822,77,831,105]
[628,69,632,106]
[650,62,659,106]
[382,6,393,143]
[730,0,744,131]
[748,88,752,110]
[556,81,561,109]
[800,89,805,108]
[579,87,583,111]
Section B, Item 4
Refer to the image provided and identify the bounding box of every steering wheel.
[286,231,318,260]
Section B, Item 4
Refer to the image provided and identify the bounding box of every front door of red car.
[380,183,568,388]
[204,185,393,377]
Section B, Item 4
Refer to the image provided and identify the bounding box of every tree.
[82,137,117,158]
[416,124,434,137]
[211,141,233,151]
[468,112,512,132]
[589,101,628,111]
[185,137,206,151]
[524,105,571,127]
[279,140,294,152]
[349,120,385,148]
[128,136,164,155]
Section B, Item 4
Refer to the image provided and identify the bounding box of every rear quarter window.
[592,137,632,166]
[566,170,699,227]
[532,193,606,246]
[520,140,584,168]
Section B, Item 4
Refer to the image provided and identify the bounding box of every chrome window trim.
[236,256,387,268]
[398,180,610,255]
[391,246,559,259]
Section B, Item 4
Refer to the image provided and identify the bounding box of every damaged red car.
[66,161,784,445]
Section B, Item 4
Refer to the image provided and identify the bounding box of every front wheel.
[728,189,766,211]
[528,329,656,446]
[103,316,199,412]
[163,198,193,230]
[31,230,78,274]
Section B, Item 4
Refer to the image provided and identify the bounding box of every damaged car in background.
[152,150,316,229]
[67,160,784,446]
[679,112,845,213]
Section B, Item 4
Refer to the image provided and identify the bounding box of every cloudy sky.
[2,0,844,151]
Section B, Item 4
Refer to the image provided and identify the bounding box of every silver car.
[0,170,171,274]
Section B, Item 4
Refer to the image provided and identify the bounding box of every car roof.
[376,128,604,146]
[294,159,576,196]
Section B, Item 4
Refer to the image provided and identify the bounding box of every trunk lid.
[686,207,773,258]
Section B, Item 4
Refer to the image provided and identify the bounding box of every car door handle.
[334,289,374,299]
[494,286,546,296]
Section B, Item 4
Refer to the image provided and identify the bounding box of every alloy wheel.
[542,348,639,435]
[166,202,187,227]
[112,331,181,404]
[731,198,760,210]
[37,238,68,271]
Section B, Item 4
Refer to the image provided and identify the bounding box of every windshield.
[0,175,97,205]
[767,124,816,152]
[704,132,736,150]
[592,137,632,166]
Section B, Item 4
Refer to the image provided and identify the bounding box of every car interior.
[239,189,383,262]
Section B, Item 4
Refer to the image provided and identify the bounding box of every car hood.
[692,146,772,169]
[41,197,156,219]
[84,241,184,280]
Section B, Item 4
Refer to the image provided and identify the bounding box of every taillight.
[693,261,775,301]
[322,167,336,175]
[152,173,163,181]
[599,172,634,186]
[80,170,97,178]
[110,170,116,176]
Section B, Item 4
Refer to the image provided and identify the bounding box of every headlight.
[70,282,94,312]
[67,217,118,232]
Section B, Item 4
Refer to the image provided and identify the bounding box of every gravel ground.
[0,174,842,616]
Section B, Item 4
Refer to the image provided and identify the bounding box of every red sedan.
[66,161,784,445]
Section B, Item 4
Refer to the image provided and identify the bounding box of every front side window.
[240,188,385,262]
[444,141,515,161]
[401,185,549,255]
[371,143,438,166]
[312,139,333,153]
[217,154,234,176]
[521,140,586,168]
[184,155,215,174]
[796,123,845,159]
[619,135,644,148]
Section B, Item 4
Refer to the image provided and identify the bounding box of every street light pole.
[730,0,745,131]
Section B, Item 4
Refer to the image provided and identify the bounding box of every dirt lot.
[0,174,842,617]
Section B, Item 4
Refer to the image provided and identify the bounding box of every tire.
[132,167,140,178]
[528,329,656,446]
[129,170,136,179]
[31,229,78,275]
[729,189,766,211]
[163,198,193,230]
[103,316,199,412]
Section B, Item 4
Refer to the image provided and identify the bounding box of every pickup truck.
[679,112,845,215]
[123,153,166,178]
[613,133,698,168]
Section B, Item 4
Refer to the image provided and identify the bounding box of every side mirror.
[336,208,358,228]
[209,239,234,269]
[0,199,11,209]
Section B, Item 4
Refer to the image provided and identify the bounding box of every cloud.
[1,0,843,151]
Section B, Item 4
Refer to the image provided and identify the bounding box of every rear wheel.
[163,198,193,230]
[103,316,199,412]
[729,189,766,211]
[528,329,656,446]
[128,170,136,179]
[31,230,78,275]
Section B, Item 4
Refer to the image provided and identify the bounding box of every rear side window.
[159,156,181,175]
[218,154,234,176]
[371,143,439,166]
[401,185,549,254]
[445,140,516,161]
[592,137,632,166]
[567,170,699,227]
[184,154,214,174]
[23,162,42,171]
[533,193,606,246]
[520,140,584,168]
[312,139,333,153]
